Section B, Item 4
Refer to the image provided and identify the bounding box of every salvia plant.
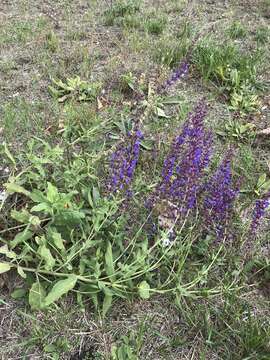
[149,102,212,222]
[203,151,239,239]
[108,129,143,193]
[163,59,189,89]
[0,60,269,318]
[250,192,270,234]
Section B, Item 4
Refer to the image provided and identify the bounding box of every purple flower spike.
[163,60,189,89]
[203,152,239,239]
[250,194,270,233]
[151,101,213,219]
[108,128,143,193]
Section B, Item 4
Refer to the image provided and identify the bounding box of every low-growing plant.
[49,76,101,103]
[120,14,141,29]
[111,335,137,360]
[144,16,167,35]
[120,71,137,92]
[154,36,190,68]
[104,1,140,26]
[227,21,247,39]
[45,30,59,52]
[230,85,260,114]
[216,120,255,142]
[253,173,270,197]
[260,0,270,18]
[3,103,264,317]
[255,26,269,45]
[192,39,262,114]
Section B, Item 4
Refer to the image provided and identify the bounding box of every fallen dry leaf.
[97,97,103,110]
[258,128,270,135]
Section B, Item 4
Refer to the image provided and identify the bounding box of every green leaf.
[162,96,182,105]
[3,142,16,166]
[51,230,65,250]
[140,140,153,151]
[92,187,100,205]
[31,202,50,213]
[138,281,150,299]
[102,293,113,317]
[257,173,267,188]
[0,245,16,259]
[5,183,30,197]
[29,282,46,310]
[17,266,27,279]
[29,189,47,203]
[105,241,114,278]
[0,262,11,274]
[44,275,77,307]
[47,182,59,203]
[10,230,33,249]
[11,288,27,299]
[262,180,270,191]
[155,107,170,118]
[38,244,55,270]
[11,209,32,224]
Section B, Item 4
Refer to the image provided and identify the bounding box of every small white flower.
[162,237,171,247]
[0,191,6,202]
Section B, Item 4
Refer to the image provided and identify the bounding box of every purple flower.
[203,152,239,239]
[108,128,143,193]
[163,60,189,89]
[250,194,270,233]
[152,101,213,218]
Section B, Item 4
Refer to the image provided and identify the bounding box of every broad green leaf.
[10,230,33,249]
[29,282,46,310]
[17,266,27,279]
[92,187,100,205]
[31,203,50,213]
[11,288,26,299]
[0,244,16,259]
[5,183,30,197]
[54,210,85,226]
[138,281,150,299]
[156,107,169,118]
[44,275,77,306]
[47,182,58,203]
[29,189,47,203]
[90,293,99,310]
[11,209,31,224]
[102,293,112,317]
[38,244,55,270]
[51,231,65,250]
[105,241,114,278]
[262,180,270,191]
[0,262,11,274]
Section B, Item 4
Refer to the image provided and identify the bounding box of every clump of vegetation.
[144,16,167,35]
[1,0,270,358]
[227,21,247,39]
[255,26,269,44]
[45,30,59,52]
[104,1,141,26]
[216,120,255,142]
[48,76,101,102]
[192,39,262,114]
[154,36,190,68]
[1,95,269,317]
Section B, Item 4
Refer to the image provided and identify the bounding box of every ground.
[0,0,270,359]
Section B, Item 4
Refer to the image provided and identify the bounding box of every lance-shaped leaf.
[44,275,77,307]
